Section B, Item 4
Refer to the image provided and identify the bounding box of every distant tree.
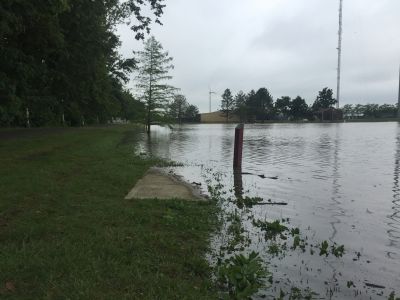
[169,94,188,124]
[184,104,199,122]
[342,104,353,118]
[312,87,337,110]
[378,104,397,118]
[246,90,257,122]
[342,103,397,119]
[221,88,235,121]
[354,104,365,117]
[234,91,248,122]
[290,96,309,120]
[342,104,353,113]
[135,36,175,133]
[363,104,380,118]
[275,96,291,119]
[247,88,273,122]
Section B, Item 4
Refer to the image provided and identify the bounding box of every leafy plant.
[389,291,400,300]
[319,241,329,256]
[268,243,281,256]
[218,251,268,299]
[292,235,301,250]
[253,219,288,239]
[332,244,345,257]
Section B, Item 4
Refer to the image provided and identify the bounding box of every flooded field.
[133,122,400,299]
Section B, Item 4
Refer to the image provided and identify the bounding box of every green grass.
[0,126,217,299]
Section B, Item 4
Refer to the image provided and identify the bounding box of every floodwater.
[134,122,400,299]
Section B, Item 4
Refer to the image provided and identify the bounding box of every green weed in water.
[252,219,288,239]
[389,291,400,300]
[236,196,263,209]
[218,251,268,300]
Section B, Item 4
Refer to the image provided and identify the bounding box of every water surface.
[134,122,400,298]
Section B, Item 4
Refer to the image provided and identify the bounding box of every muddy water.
[134,123,400,298]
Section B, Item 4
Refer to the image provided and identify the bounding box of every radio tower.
[397,65,400,119]
[336,0,343,109]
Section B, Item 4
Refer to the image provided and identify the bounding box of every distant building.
[200,111,240,123]
[314,108,343,121]
[343,112,364,119]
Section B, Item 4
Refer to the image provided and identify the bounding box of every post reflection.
[388,124,400,258]
[233,167,243,200]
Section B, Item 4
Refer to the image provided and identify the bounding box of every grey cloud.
[119,0,400,111]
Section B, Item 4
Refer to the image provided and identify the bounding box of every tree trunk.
[146,107,151,134]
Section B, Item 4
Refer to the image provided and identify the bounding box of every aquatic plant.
[252,219,288,238]
[389,291,400,300]
[218,251,268,299]
[223,210,251,252]
[319,241,329,256]
[236,196,263,209]
[268,243,282,256]
[318,241,345,257]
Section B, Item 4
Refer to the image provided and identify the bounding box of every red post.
[233,124,244,169]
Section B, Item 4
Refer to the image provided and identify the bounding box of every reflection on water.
[389,125,400,258]
[133,123,400,297]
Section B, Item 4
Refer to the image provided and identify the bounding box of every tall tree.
[221,88,235,122]
[134,36,175,133]
[234,91,247,122]
[275,96,291,119]
[290,96,309,120]
[247,88,273,122]
[312,87,337,110]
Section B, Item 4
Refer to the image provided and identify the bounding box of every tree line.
[220,87,338,122]
[0,0,165,127]
[220,87,398,122]
[342,103,398,119]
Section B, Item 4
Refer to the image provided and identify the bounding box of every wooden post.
[233,124,244,169]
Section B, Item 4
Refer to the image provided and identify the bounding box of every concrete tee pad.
[125,167,203,200]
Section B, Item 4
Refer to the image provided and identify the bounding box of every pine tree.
[221,88,235,122]
[135,36,175,133]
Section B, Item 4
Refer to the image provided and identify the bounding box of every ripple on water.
[135,123,400,297]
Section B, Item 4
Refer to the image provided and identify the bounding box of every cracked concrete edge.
[125,167,207,201]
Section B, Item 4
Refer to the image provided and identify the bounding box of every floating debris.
[365,282,385,289]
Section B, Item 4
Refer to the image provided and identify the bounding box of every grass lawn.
[0,125,217,299]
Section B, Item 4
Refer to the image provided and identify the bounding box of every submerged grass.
[0,125,217,299]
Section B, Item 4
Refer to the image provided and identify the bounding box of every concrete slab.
[125,167,204,200]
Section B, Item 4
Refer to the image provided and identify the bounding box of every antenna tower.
[398,65,400,118]
[336,0,343,109]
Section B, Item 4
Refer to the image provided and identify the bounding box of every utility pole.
[336,0,343,109]
[209,87,216,113]
[398,65,400,119]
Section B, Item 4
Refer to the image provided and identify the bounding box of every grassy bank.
[0,125,217,299]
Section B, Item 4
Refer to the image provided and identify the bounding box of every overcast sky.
[118,0,400,113]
